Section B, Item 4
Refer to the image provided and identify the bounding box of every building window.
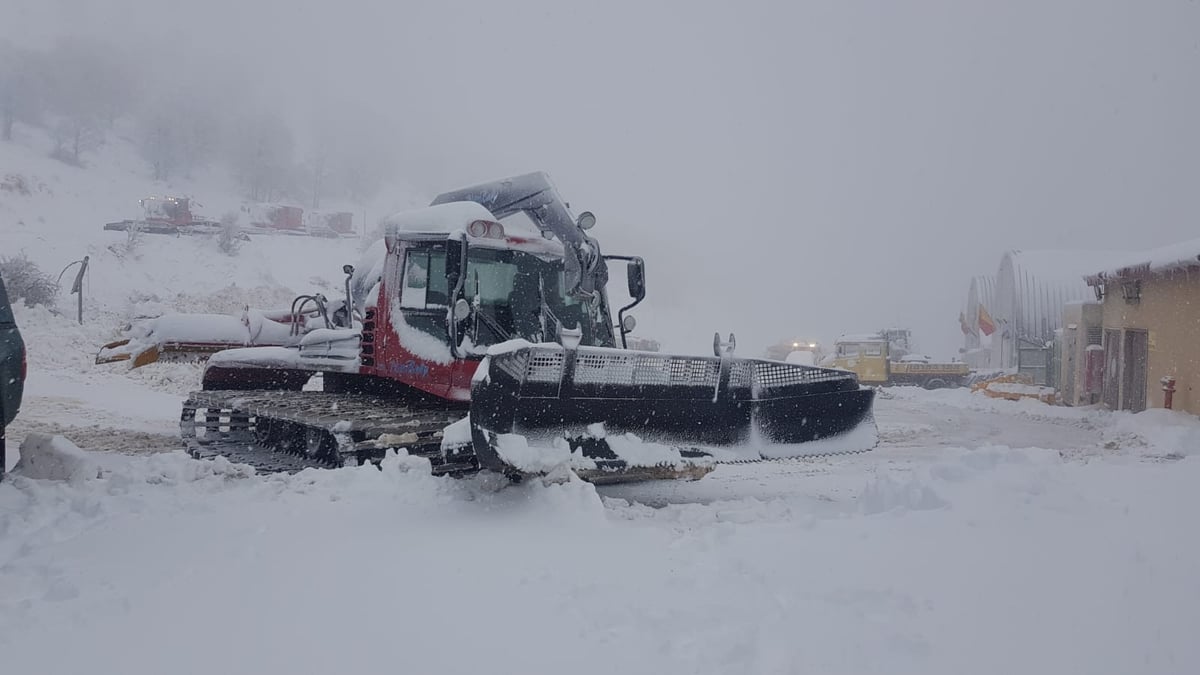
[1120,280,1141,305]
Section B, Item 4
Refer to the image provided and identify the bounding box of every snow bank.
[3,426,1200,675]
[488,424,710,478]
[859,474,947,514]
[494,433,573,473]
[594,424,713,469]
[1107,408,1200,457]
[439,416,472,449]
[12,434,101,483]
[887,385,1096,422]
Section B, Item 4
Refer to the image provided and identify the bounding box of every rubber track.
[182,390,472,475]
[181,390,874,476]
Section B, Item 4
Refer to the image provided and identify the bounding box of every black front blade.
[468,344,877,480]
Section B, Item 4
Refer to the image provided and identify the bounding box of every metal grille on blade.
[730,361,755,389]
[574,351,634,384]
[495,351,531,380]
[571,350,721,387]
[753,362,850,389]
[523,349,565,383]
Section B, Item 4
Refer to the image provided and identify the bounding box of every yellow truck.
[826,330,970,389]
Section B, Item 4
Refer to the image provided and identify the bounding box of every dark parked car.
[0,277,27,481]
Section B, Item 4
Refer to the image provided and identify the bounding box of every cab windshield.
[463,247,608,346]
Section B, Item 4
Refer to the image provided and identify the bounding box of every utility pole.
[70,255,88,324]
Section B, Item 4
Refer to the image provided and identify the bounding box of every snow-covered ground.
[3,307,1199,675]
[4,125,1200,675]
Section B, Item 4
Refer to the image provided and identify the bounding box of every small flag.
[978,304,996,336]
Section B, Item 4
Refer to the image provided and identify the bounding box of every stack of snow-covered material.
[96,309,301,367]
[984,381,1057,404]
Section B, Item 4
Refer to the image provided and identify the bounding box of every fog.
[5,0,1198,357]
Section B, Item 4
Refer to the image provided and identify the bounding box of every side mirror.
[342,264,354,276]
[621,314,637,334]
[446,239,465,291]
[576,211,596,230]
[453,298,471,321]
[626,257,646,301]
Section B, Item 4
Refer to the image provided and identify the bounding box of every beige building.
[1083,238,1200,415]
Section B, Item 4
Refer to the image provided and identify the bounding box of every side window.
[400,247,448,309]
[0,279,13,324]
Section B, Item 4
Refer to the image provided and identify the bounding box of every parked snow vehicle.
[765,338,825,365]
[103,198,356,240]
[238,203,357,238]
[827,329,970,389]
[180,173,877,484]
[104,196,224,236]
[1,277,28,482]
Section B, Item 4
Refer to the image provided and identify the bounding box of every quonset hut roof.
[990,249,1127,366]
[996,250,1127,335]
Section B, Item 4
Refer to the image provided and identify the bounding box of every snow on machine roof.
[382,202,564,256]
[383,201,496,235]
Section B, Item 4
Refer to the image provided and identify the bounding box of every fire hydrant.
[1161,375,1177,410]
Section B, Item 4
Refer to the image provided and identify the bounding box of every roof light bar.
[467,220,505,239]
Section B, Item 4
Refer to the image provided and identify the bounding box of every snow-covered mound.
[2,433,1198,675]
[10,433,101,483]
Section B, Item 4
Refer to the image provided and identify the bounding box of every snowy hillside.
[1,126,403,454]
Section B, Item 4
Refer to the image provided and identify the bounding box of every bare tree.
[229,113,295,202]
[39,37,138,164]
[51,115,103,166]
[0,43,44,141]
[140,108,180,180]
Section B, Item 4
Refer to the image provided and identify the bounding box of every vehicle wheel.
[923,378,947,390]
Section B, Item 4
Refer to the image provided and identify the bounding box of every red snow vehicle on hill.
[103,196,223,236]
[103,198,355,239]
[140,173,876,484]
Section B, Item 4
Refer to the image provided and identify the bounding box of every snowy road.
[2,373,1199,675]
[601,387,1103,506]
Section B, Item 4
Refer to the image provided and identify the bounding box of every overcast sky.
[6,0,1199,357]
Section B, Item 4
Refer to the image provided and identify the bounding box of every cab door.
[377,241,453,396]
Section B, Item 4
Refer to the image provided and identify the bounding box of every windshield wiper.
[469,270,512,343]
